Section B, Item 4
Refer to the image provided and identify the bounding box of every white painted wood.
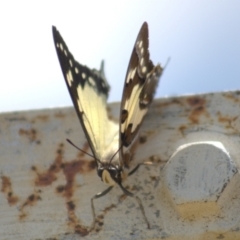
[1,91,240,239]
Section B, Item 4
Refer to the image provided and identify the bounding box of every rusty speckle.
[150,176,157,181]
[75,224,89,236]
[217,112,239,130]
[98,222,104,227]
[18,128,39,143]
[179,125,187,135]
[186,96,205,107]
[55,112,66,118]
[50,164,57,171]
[8,195,18,205]
[34,143,65,187]
[186,97,209,124]
[88,160,96,170]
[35,172,57,186]
[19,212,27,220]
[18,191,41,220]
[158,98,182,108]
[1,176,19,206]
[218,116,231,124]
[31,166,37,171]
[62,159,95,198]
[36,115,49,122]
[139,134,147,144]
[67,201,75,211]
[1,176,11,192]
[94,204,117,231]
[57,148,63,155]
[223,92,240,102]
[56,185,65,193]
[119,193,127,202]
[103,204,116,214]
[28,194,35,202]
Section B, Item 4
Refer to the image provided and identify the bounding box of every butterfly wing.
[52,26,118,161]
[120,22,163,167]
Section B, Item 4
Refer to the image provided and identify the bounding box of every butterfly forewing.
[120,22,163,162]
[52,26,118,161]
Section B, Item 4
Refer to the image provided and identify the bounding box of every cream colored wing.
[52,26,118,162]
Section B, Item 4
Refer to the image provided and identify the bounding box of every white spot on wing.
[142,66,147,74]
[75,67,79,74]
[82,73,86,79]
[126,68,137,83]
[60,43,63,51]
[88,77,96,86]
[138,40,143,48]
[69,59,73,67]
[66,70,73,86]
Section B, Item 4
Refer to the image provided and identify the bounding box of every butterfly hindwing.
[52,26,118,161]
[120,22,163,164]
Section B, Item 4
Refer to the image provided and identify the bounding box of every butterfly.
[52,22,163,231]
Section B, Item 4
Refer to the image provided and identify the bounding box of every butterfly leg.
[122,163,155,228]
[90,186,113,231]
[128,161,154,177]
[118,182,150,229]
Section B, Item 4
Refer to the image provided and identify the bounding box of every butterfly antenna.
[163,57,171,71]
[66,139,97,160]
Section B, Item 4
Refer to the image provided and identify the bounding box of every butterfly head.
[97,164,124,186]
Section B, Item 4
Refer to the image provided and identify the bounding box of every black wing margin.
[52,26,112,160]
[120,22,163,165]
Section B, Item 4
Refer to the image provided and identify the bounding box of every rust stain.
[119,193,127,202]
[186,97,209,124]
[62,159,95,199]
[217,112,238,130]
[186,96,205,107]
[54,112,66,118]
[95,204,117,231]
[18,128,39,143]
[158,98,182,108]
[223,92,240,102]
[36,115,49,122]
[56,185,65,193]
[139,134,147,144]
[179,125,187,135]
[1,176,19,206]
[66,199,90,236]
[15,140,96,233]
[34,143,65,187]
[150,176,157,181]
[74,224,89,236]
[67,200,75,211]
[32,142,96,234]
[19,193,41,220]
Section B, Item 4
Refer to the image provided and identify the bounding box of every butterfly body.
[53,22,163,230]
